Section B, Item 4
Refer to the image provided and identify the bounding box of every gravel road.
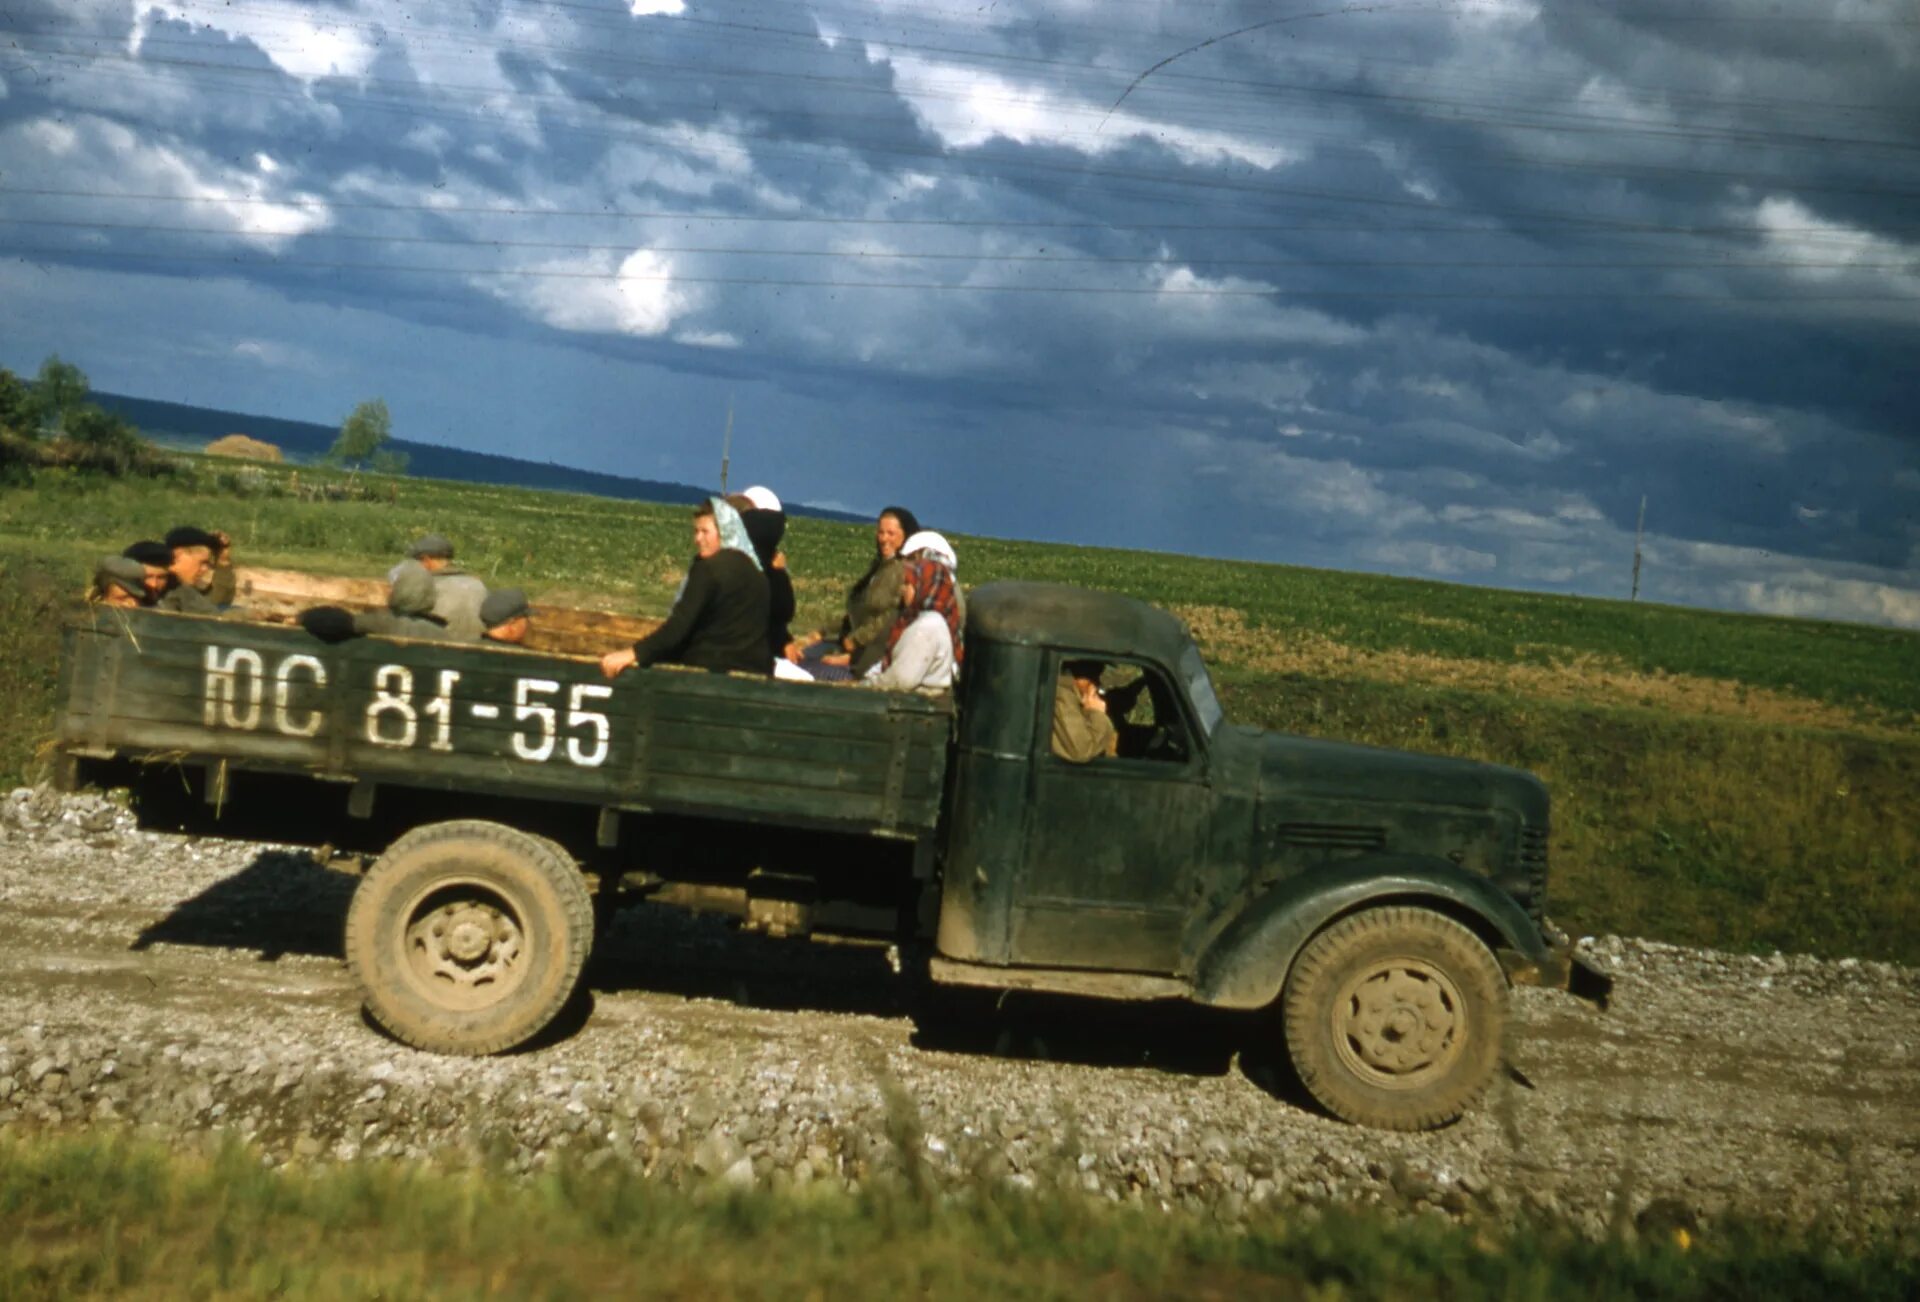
[2,788,1914,1240]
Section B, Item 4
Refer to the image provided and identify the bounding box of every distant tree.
[369,447,410,476]
[31,354,90,437]
[65,404,140,455]
[328,398,394,473]
[0,368,28,435]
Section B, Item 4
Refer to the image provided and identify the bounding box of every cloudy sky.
[2,0,1917,624]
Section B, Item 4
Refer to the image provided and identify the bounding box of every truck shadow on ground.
[129,849,357,962]
[130,855,1312,1106]
[592,907,1311,1104]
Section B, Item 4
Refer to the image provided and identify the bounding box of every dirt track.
[1,789,1915,1239]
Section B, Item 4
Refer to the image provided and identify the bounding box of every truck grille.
[1517,825,1549,920]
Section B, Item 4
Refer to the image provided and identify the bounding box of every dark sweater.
[633,550,771,675]
[766,567,796,661]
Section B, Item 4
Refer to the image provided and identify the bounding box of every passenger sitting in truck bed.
[120,540,172,605]
[87,556,149,609]
[865,535,963,694]
[784,505,919,682]
[397,534,488,641]
[167,525,238,608]
[729,486,796,675]
[298,561,461,643]
[600,497,770,679]
[480,588,532,645]
[153,526,223,615]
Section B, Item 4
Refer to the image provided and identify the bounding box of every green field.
[2,458,1916,962]
[0,1132,1910,1301]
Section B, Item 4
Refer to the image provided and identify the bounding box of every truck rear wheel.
[346,820,593,1055]
[1281,906,1507,1131]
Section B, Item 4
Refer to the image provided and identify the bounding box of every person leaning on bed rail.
[600,496,770,680]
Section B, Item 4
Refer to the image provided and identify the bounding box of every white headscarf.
[900,530,958,571]
[709,495,762,571]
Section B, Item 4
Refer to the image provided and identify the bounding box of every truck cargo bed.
[56,607,951,838]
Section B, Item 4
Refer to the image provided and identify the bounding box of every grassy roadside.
[1,1134,1911,1301]
[2,460,1916,962]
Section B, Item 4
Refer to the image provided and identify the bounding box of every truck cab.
[928,582,1591,1129]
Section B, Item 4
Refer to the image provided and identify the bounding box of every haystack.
[206,433,283,462]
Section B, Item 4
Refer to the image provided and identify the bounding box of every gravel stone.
[0,786,1914,1242]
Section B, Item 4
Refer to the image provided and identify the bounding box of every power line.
[5,187,1910,243]
[9,242,1917,303]
[4,215,1912,273]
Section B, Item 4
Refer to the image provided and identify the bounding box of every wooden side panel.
[55,609,951,834]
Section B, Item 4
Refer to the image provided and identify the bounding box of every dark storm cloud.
[0,0,1914,623]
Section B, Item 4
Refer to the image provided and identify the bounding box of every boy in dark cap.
[480,588,532,645]
[402,533,487,640]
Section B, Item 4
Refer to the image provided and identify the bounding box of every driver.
[1051,660,1118,762]
[1051,660,1160,763]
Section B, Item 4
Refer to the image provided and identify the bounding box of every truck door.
[1007,654,1210,973]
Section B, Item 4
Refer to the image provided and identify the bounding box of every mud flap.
[1498,945,1613,1010]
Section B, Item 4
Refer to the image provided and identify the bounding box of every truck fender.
[1191,856,1548,1010]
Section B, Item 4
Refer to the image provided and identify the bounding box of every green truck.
[54,581,1602,1130]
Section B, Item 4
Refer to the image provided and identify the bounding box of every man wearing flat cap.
[480,588,532,645]
[89,556,149,608]
[121,540,172,604]
[402,533,487,641]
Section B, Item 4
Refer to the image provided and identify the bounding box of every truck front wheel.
[346,820,594,1055]
[1280,906,1507,1131]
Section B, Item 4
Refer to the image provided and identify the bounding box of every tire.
[1280,906,1507,1131]
[345,820,594,1055]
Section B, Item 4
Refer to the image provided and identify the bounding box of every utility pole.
[1630,494,1646,601]
[719,398,734,495]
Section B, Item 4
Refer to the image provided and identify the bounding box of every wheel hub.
[1335,962,1464,1084]
[410,896,523,990]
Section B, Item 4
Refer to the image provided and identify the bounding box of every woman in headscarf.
[785,505,920,682]
[601,496,770,678]
[866,532,963,694]
[727,486,795,670]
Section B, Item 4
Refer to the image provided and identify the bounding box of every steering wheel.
[1140,724,1185,763]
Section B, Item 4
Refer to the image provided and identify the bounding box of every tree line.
[0,353,405,480]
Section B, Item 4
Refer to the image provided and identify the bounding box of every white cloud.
[1183,431,1433,536]
[481,249,690,337]
[230,338,320,371]
[1732,575,1920,629]
[1361,540,1498,577]
[882,51,1295,171]
[4,114,328,245]
[138,1,380,81]
[628,0,686,14]
[1752,196,1920,283]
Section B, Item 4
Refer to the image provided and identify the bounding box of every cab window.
[1046,656,1194,766]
